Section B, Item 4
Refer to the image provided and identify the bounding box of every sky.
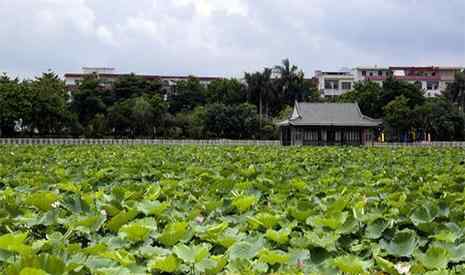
[1,0,464,79]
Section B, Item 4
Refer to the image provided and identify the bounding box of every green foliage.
[338,81,383,118]
[1,145,465,274]
[414,97,465,141]
[383,95,414,133]
[169,77,206,113]
[205,78,247,105]
[202,103,259,139]
[443,70,465,110]
[29,72,72,136]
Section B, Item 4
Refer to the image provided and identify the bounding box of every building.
[314,70,355,97]
[315,65,463,98]
[64,67,222,96]
[277,102,382,146]
[354,66,464,97]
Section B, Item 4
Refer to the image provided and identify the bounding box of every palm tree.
[273,58,306,105]
[245,68,274,128]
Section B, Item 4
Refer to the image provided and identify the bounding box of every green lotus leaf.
[105,208,139,233]
[307,211,348,230]
[249,212,281,229]
[365,218,389,239]
[158,222,189,247]
[19,268,49,275]
[374,256,400,275]
[148,254,178,273]
[228,238,264,260]
[0,233,32,255]
[415,246,450,270]
[232,195,258,213]
[136,200,170,216]
[173,243,210,264]
[304,230,341,251]
[258,248,289,265]
[265,228,290,245]
[206,255,227,274]
[332,255,371,274]
[119,224,151,242]
[410,204,439,226]
[99,250,136,267]
[380,229,417,257]
[25,192,60,212]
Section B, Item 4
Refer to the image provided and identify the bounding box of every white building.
[314,70,355,97]
[316,66,463,98]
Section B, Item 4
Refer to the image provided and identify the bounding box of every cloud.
[1,0,464,79]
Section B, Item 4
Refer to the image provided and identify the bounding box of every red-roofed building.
[354,66,463,97]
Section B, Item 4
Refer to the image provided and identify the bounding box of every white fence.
[0,138,280,146]
[2,139,465,147]
[369,142,465,148]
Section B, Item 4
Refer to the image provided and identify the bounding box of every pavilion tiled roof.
[278,102,382,127]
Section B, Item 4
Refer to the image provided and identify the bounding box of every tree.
[71,74,107,128]
[169,77,206,113]
[205,78,247,105]
[107,99,134,137]
[111,73,161,103]
[273,58,308,105]
[203,103,259,139]
[107,95,167,138]
[0,75,32,137]
[380,76,425,109]
[172,107,206,139]
[303,79,321,102]
[29,72,72,136]
[337,81,383,118]
[245,68,274,127]
[443,70,465,111]
[383,95,415,141]
[85,113,108,138]
[414,97,465,141]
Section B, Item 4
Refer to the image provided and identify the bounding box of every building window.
[378,70,382,76]
[341,82,352,90]
[432,71,436,76]
[427,81,439,90]
[369,72,373,76]
[324,80,339,90]
[362,71,366,76]
[324,80,331,89]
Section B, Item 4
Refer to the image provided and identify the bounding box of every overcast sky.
[1,0,464,79]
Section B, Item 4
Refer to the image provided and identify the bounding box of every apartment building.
[316,66,463,98]
[356,66,463,97]
[64,67,222,97]
[314,70,355,97]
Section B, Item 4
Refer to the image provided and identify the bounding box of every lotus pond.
[0,145,464,274]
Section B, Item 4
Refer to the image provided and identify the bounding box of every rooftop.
[64,73,223,81]
[278,102,382,127]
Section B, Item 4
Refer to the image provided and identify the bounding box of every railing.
[368,142,465,148]
[0,138,280,146]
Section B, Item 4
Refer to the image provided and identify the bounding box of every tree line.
[1,60,464,141]
[0,59,319,139]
